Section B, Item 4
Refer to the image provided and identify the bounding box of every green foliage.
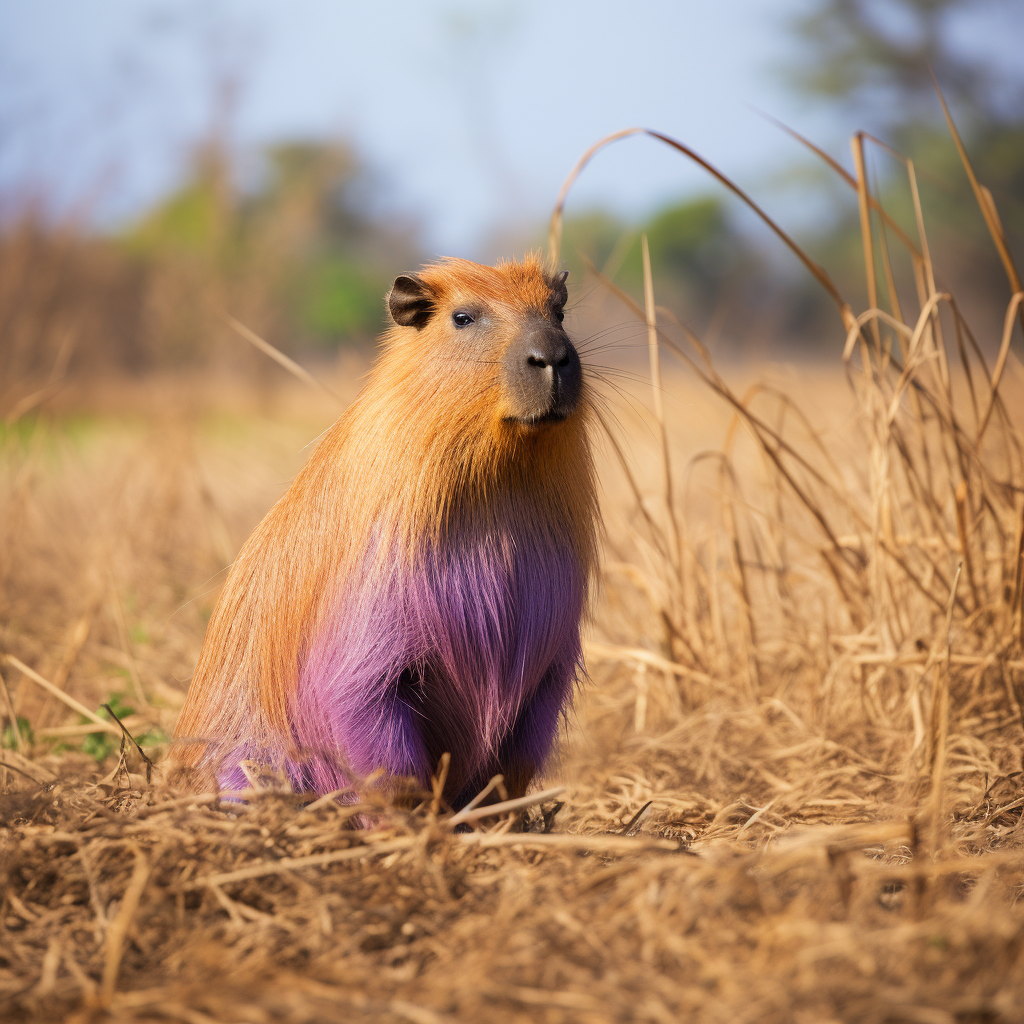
[126,176,226,256]
[116,138,417,357]
[0,417,47,450]
[626,198,735,290]
[2,716,33,750]
[560,197,744,321]
[297,259,387,342]
[560,209,630,282]
[78,692,168,762]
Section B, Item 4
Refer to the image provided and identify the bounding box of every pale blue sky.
[0,0,1017,255]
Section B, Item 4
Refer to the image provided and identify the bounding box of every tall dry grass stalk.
[640,234,680,574]
[552,88,1024,846]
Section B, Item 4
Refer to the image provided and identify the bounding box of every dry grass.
[3,107,1024,1023]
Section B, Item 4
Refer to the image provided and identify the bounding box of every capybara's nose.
[525,333,573,372]
[504,322,582,423]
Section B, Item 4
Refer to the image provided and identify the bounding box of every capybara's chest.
[307,535,586,704]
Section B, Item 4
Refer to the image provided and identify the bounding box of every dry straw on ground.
[3,95,1024,1023]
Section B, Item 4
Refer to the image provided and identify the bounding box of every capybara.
[172,255,599,806]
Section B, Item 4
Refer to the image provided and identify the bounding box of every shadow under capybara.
[171,255,600,806]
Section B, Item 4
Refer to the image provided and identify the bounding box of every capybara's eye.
[452,311,475,328]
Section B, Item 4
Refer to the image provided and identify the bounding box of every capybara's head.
[386,255,583,429]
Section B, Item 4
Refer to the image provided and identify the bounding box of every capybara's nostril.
[525,337,570,373]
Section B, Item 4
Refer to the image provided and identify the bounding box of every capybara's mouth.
[504,409,571,428]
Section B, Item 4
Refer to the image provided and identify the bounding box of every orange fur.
[172,255,598,784]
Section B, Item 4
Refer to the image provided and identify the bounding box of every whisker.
[587,374,655,427]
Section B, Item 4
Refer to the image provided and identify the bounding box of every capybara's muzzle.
[503,320,582,423]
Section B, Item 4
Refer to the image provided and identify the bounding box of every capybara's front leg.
[456,667,572,806]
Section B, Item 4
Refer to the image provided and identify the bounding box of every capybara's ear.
[548,269,568,322]
[389,274,434,329]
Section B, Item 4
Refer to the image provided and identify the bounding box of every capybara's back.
[172,255,599,804]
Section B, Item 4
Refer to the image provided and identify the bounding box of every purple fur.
[216,525,586,805]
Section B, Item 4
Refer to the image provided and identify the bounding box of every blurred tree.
[248,141,415,345]
[783,0,1024,334]
[559,209,627,285]
[628,198,739,298]
[787,0,1022,129]
[126,143,233,259]
[122,138,419,361]
[561,197,751,333]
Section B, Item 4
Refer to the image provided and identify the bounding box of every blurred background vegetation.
[1,0,1021,417]
[0,135,419,401]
